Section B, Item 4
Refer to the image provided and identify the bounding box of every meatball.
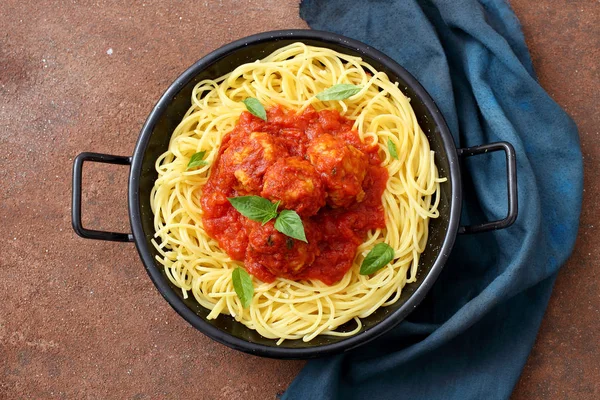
[307,133,368,208]
[261,157,326,217]
[245,221,320,280]
[219,131,288,194]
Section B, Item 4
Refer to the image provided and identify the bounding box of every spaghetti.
[151,43,444,343]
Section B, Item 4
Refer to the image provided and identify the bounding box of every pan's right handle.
[71,152,134,242]
[457,142,518,234]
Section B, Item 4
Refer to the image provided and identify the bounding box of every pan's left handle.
[71,152,134,242]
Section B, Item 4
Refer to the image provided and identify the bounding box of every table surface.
[1,1,598,399]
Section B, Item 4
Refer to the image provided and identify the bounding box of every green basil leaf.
[316,84,362,101]
[232,267,254,308]
[186,151,207,169]
[359,243,395,275]
[387,138,398,160]
[242,97,267,121]
[274,210,307,242]
[228,196,278,224]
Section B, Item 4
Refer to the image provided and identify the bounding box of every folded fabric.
[283,1,583,399]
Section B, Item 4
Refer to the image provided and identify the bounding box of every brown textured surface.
[510,1,600,399]
[0,0,597,399]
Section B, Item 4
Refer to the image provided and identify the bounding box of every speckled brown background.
[0,1,597,399]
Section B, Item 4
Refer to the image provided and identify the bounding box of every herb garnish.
[186,151,208,170]
[232,267,253,308]
[242,97,267,121]
[275,210,307,243]
[227,196,279,225]
[316,84,362,101]
[387,139,398,160]
[359,243,395,275]
[227,196,307,243]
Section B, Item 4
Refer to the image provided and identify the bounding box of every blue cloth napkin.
[283,1,583,399]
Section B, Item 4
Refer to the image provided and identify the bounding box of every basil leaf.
[228,196,278,224]
[242,97,267,121]
[316,84,362,101]
[274,210,307,243]
[186,151,207,169]
[359,243,395,275]
[232,267,254,308]
[387,138,398,160]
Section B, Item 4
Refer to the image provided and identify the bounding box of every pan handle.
[71,152,134,242]
[457,142,518,234]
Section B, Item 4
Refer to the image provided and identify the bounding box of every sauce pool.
[201,105,388,285]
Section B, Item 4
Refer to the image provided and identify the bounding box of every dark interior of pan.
[132,32,454,353]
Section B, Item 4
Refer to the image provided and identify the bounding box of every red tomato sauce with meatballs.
[200,105,388,285]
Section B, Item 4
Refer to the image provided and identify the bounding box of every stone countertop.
[1,1,597,399]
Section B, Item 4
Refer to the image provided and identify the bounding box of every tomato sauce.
[201,105,388,285]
